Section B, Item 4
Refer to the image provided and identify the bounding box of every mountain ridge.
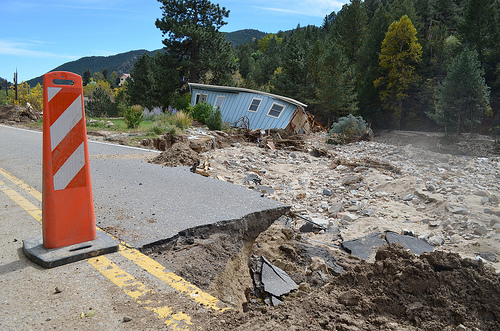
[26,29,267,86]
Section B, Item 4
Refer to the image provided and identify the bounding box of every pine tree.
[431,48,491,134]
[270,28,314,102]
[357,5,391,124]
[459,0,499,82]
[86,86,117,117]
[126,53,153,108]
[155,0,233,83]
[459,0,498,65]
[333,0,367,65]
[317,42,358,126]
[149,52,180,109]
[82,70,91,87]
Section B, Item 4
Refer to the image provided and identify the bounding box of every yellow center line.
[0,178,42,222]
[0,170,195,328]
[119,244,226,311]
[0,166,227,313]
[0,167,42,202]
[88,255,192,329]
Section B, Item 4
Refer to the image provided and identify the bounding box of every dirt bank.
[195,244,500,330]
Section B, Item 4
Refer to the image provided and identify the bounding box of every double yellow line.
[0,167,228,329]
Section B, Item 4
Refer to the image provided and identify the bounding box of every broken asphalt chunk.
[341,233,387,260]
[261,256,297,298]
[385,231,433,255]
[342,232,434,260]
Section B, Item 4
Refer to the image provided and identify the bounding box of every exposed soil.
[149,141,200,167]
[193,244,500,331]
[0,104,41,123]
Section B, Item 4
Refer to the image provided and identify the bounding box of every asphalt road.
[0,124,288,329]
[0,125,287,248]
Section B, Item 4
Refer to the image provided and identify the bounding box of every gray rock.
[403,194,414,201]
[255,185,275,195]
[428,220,441,227]
[328,203,344,214]
[346,205,359,212]
[340,213,357,223]
[362,209,374,217]
[427,234,445,246]
[446,205,469,215]
[477,252,497,262]
[299,222,324,233]
[323,189,333,196]
[474,190,489,197]
[342,175,363,186]
[450,234,463,244]
[294,243,345,276]
[270,296,283,306]
[474,226,488,236]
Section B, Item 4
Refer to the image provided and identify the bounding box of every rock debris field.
[5,102,499,331]
[148,130,500,331]
[202,131,500,270]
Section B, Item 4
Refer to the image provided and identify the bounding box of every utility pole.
[14,69,18,105]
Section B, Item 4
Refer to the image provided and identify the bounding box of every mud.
[195,244,500,331]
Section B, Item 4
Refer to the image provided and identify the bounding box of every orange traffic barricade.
[23,71,118,268]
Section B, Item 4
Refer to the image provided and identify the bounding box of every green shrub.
[123,104,143,129]
[328,114,372,145]
[188,102,213,123]
[206,108,223,131]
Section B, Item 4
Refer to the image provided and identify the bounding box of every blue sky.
[1,0,346,83]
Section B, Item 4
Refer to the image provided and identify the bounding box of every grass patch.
[26,110,193,137]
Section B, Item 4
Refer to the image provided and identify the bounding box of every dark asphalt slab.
[0,125,289,248]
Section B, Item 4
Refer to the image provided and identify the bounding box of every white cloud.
[0,39,78,60]
[253,0,345,18]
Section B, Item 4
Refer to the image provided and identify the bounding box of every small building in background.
[119,74,131,87]
[188,83,322,134]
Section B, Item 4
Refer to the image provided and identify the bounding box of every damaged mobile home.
[188,83,323,134]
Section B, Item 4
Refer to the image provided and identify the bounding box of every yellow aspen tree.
[374,15,422,127]
[8,82,43,111]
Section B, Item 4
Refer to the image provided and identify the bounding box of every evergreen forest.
[229,0,500,134]
[141,0,500,134]
[4,0,500,135]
